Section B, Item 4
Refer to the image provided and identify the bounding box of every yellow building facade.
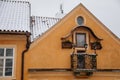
[25,4,120,80]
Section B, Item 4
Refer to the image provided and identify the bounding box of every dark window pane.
[77,16,84,25]
[6,49,13,56]
[5,68,12,76]
[77,54,85,69]
[76,33,86,47]
[0,48,4,56]
[77,50,85,53]
[5,59,13,67]
[0,59,3,67]
[0,68,3,76]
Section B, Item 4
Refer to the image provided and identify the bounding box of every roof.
[0,0,60,40]
[0,0,30,32]
[31,16,60,41]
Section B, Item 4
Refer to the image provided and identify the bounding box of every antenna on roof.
[55,0,65,18]
[60,3,64,14]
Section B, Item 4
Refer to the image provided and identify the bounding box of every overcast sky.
[25,0,120,38]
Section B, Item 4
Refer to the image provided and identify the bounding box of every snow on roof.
[31,16,60,41]
[0,0,60,41]
[0,0,30,32]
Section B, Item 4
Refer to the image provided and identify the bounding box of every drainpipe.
[21,2,31,80]
[21,32,31,80]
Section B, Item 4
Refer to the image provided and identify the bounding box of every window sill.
[0,77,16,80]
[74,47,86,51]
[12,77,16,80]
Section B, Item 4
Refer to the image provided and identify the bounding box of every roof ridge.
[31,16,61,20]
[0,0,30,4]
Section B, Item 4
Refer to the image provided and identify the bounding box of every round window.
[77,16,84,25]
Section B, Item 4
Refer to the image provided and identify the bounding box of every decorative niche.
[61,37,72,49]
[91,41,102,50]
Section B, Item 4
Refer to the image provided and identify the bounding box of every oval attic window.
[77,16,84,25]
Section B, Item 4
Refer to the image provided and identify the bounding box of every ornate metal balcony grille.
[71,53,97,75]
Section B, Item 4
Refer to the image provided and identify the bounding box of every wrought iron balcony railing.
[71,53,97,76]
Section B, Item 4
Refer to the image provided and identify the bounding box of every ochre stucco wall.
[0,34,26,80]
[25,4,120,80]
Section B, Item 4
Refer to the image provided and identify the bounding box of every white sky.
[22,0,120,38]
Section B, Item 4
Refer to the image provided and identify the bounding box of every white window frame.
[76,33,86,47]
[73,31,89,51]
[0,47,15,77]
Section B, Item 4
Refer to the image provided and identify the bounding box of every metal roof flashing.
[0,30,31,35]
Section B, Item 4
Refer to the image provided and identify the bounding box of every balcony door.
[77,51,85,69]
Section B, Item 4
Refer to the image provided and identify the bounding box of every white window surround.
[73,31,89,52]
[0,46,15,78]
[76,33,86,47]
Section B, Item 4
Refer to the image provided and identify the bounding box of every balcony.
[71,53,97,76]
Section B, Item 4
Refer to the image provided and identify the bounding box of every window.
[0,48,14,77]
[76,33,86,47]
[77,16,84,25]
